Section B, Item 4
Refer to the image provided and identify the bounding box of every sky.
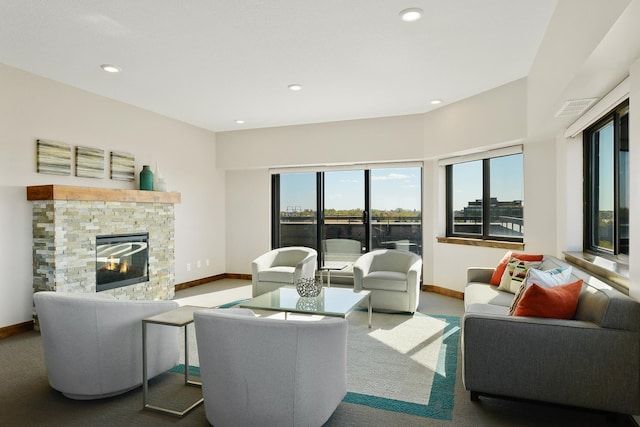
[452,154,524,211]
[280,167,421,212]
[280,158,525,213]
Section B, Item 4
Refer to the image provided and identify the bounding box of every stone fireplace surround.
[27,185,181,300]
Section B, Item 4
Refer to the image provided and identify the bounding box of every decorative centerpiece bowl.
[295,277,323,297]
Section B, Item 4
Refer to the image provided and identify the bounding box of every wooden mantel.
[27,185,181,204]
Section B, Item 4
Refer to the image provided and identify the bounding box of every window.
[584,101,629,256]
[446,152,524,242]
[272,165,422,267]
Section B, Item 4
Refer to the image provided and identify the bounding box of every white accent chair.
[251,246,317,297]
[353,249,423,313]
[322,238,362,257]
[33,291,180,400]
[194,308,347,427]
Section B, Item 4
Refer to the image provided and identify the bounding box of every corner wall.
[219,79,538,293]
[0,64,223,329]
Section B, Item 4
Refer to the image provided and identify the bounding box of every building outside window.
[445,149,524,242]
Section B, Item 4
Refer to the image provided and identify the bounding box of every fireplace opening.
[96,233,149,292]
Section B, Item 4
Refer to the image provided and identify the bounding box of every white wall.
[225,168,271,273]
[0,64,224,329]
[219,79,539,292]
[217,114,425,170]
[425,79,533,291]
[218,0,640,296]
[422,78,527,158]
[629,58,640,300]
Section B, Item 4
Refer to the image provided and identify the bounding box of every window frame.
[583,100,629,258]
[271,164,423,265]
[445,153,524,243]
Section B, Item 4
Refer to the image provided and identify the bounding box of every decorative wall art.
[110,151,135,181]
[36,139,72,175]
[75,146,105,179]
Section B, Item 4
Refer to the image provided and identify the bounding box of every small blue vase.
[139,165,154,191]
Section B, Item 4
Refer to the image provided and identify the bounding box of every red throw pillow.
[513,279,583,319]
[489,252,544,285]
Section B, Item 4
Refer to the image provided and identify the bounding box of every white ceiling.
[0,0,558,132]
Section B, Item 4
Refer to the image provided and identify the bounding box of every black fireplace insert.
[96,233,149,291]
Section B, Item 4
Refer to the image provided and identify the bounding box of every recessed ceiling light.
[288,84,302,91]
[430,99,442,105]
[235,119,245,124]
[399,8,423,22]
[100,64,121,73]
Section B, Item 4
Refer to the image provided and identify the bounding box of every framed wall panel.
[110,151,135,181]
[37,139,72,175]
[76,146,105,179]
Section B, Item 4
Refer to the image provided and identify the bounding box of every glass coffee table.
[240,286,372,328]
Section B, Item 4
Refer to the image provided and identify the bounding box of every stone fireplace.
[27,185,180,300]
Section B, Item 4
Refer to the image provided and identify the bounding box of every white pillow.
[498,258,542,294]
[508,267,573,315]
[527,267,572,288]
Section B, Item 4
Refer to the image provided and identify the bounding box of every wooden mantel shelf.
[27,185,181,204]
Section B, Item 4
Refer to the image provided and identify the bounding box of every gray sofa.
[462,255,640,415]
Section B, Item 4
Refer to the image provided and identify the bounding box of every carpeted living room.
[0,279,633,426]
[3,1,640,426]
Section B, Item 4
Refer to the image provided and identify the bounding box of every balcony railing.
[279,214,422,255]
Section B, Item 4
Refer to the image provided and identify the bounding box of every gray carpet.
[0,328,632,427]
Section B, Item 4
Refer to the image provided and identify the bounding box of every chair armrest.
[352,254,373,291]
[293,252,318,281]
[407,258,423,287]
[252,250,278,271]
[467,267,494,283]
[206,308,256,317]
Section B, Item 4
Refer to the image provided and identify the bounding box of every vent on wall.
[555,98,598,118]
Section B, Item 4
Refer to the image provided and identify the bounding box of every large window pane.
[619,112,629,254]
[489,154,524,238]
[594,122,614,251]
[322,170,365,263]
[371,167,422,253]
[273,164,423,274]
[279,172,317,249]
[451,161,483,235]
[584,100,629,257]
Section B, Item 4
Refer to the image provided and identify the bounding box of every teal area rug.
[342,312,459,420]
[170,306,460,421]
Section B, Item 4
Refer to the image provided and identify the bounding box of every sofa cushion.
[362,271,407,291]
[259,266,295,283]
[513,279,583,319]
[490,251,544,285]
[464,282,514,310]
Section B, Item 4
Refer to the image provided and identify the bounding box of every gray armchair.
[353,249,422,313]
[33,291,179,400]
[194,308,347,427]
[251,246,317,297]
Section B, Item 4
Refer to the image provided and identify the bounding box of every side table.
[142,305,207,417]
